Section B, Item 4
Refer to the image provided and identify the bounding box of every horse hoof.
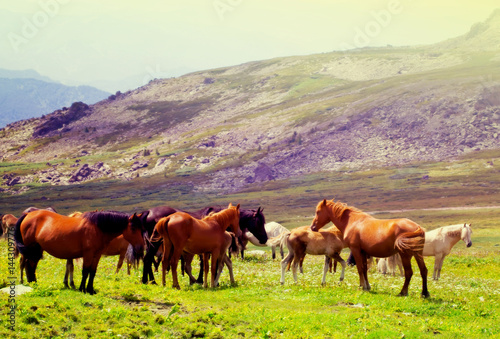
[422,292,430,298]
[398,292,408,297]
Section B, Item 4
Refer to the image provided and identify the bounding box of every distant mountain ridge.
[1,11,499,193]
[0,69,110,127]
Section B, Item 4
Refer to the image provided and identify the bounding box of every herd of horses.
[0,198,473,298]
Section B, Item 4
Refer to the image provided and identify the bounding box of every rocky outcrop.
[69,162,111,183]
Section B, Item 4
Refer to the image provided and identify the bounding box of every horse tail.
[150,217,169,243]
[126,244,142,268]
[13,213,28,258]
[394,225,425,254]
[14,213,43,263]
[267,229,290,248]
[228,232,239,255]
[151,217,174,273]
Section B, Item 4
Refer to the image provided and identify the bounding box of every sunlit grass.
[1,238,498,338]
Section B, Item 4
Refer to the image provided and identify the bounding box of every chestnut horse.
[310,199,429,297]
[14,210,145,294]
[151,203,241,289]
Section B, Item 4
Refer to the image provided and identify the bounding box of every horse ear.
[228,203,233,208]
[321,199,327,206]
[236,203,240,210]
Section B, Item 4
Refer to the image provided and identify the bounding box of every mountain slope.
[0,74,110,127]
[1,11,500,193]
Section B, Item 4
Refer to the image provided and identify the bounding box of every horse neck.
[445,225,463,246]
[326,203,363,233]
[208,210,237,232]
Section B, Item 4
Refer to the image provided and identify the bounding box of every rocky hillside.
[1,11,500,194]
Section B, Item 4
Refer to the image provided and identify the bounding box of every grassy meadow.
[1,150,500,338]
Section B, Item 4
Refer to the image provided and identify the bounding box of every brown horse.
[278,225,347,285]
[151,203,241,289]
[2,214,18,238]
[310,199,429,297]
[14,210,145,294]
[103,235,137,275]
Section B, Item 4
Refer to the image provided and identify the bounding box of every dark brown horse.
[310,199,429,297]
[151,203,241,289]
[14,210,146,294]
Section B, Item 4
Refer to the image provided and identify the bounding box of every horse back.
[21,210,88,259]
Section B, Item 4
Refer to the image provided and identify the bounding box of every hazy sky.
[1,0,498,92]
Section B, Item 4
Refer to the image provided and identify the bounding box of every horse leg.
[280,251,293,285]
[292,251,304,283]
[116,253,125,274]
[398,253,413,297]
[332,253,346,282]
[433,253,444,280]
[68,259,75,288]
[85,255,102,295]
[79,266,90,293]
[203,253,210,288]
[351,249,370,291]
[322,257,331,285]
[20,255,26,284]
[280,244,284,260]
[196,254,204,284]
[64,259,71,288]
[414,253,430,298]
[225,255,235,285]
[169,248,183,289]
[143,241,161,284]
[436,254,447,280]
[183,253,197,285]
[210,252,220,288]
[272,246,276,260]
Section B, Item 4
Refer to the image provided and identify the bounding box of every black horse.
[139,205,267,285]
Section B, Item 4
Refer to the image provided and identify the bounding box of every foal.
[280,225,346,285]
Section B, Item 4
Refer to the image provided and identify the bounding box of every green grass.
[1,148,500,337]
[1,238,498,338]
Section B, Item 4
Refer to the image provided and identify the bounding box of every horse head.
[227,203,241,237]
[462,223,472,248]
[125,212,148,257]
[242,207,267,245]
[310,199,331,232]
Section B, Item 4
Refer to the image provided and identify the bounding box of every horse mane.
[443,224,466,238]
[326,199,363,219]
[82,211,130,234]
[203,207,238,227]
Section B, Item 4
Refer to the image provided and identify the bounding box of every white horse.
[244,222,290,259]
[423,223,472,280]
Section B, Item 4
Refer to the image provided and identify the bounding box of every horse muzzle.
[467,242,472,248]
